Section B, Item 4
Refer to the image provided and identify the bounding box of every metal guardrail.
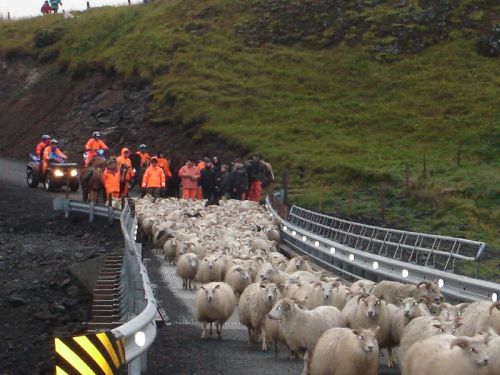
[54,198,158,374]
[266,197,499,303]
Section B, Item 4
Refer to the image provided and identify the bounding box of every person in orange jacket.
[85,131,109,166]
[42,139,67,175]
[178,158,200,200]
[195,157,209,199]
[141,157,165,198]
[136,144,151,169]
[35,134,51,160]
[102,161,121,200]
[116,147,134,197]
[156,152,172,198]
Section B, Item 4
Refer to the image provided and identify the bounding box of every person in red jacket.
[178,158,200,200]
[102,161,121,200]
[85,131,109,166]
[141,157,165,198]
[42,139,67,175]
[117,147,134,197]
[35,134,51,160]
[41,1,51,15]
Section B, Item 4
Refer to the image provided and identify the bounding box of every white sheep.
[402,333,489,375]
[239,282,282,347]
[389,296,431,346]
[399,315,462,366]
[341,293,392,366]
[372,280,444,305]
[486,329,500,375]
[268,298,346,375]
[162,238,177,264]
[194,282,236,339]
[438,302,469,321]
[284,256,313,273]
[295,281,335,309]
[195,255,225,283]
[350,279,376,294]
[224,265,252,297]
[457,301,500,336]
[176,253,199,290]
[309,327,380,375]
[262,315,287,357]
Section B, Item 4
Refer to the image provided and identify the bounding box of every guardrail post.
[64,199,70,219]
[89,202,94,223]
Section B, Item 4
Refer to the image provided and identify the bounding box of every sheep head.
[353,327,380,353]
[268,298,293,320]
[200,283,221,304]
[360,294,384,319]
[260,283,281,303]
[416,280,444,304]
[450,334,489,367]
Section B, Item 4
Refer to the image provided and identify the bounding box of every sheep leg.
[209,322,213,335]
[301,352,310,375]
[261,327,267,352]
[201,322,207,339]
[386,347,395,368]
[216,323,222,339]
[247,327,252,344]
[274,339,278,358]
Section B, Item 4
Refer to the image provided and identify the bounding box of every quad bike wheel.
[44,174,53,191]
[26,169,39,188]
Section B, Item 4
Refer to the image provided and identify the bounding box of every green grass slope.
[0,0,498,272]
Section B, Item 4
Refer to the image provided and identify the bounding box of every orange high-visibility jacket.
[157,157,172,178]
[178,164,200,190]
[85,138,108,162]
[196,161,206,171]
[142,165,165,188]
[35,141,50,159]
[136,151,151,167]
[117,148,133,180]
[102,168,121,195]
[43,146,67,162]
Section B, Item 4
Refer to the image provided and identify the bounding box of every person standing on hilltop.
[49,0,62,13]
[41,1,51,15]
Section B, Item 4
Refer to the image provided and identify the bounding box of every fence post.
[87,1,90,9]
[128,0,131,4]
[7,12,10,20]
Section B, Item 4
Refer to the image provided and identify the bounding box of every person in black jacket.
[215,164,231,201]
[229,159,249,200]
[199,159,217,205]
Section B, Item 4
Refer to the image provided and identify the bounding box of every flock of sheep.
[135,196,500,375]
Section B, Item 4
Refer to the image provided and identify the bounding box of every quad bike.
[26,153,80,192]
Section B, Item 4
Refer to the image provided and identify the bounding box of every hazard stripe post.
[55,331,126,375]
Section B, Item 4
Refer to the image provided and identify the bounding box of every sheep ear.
[373,326,380,334]
[214,284,221,290]
[200,286,206,291]
[278,283,285,292]
[489,301,500,314]
[432,323,442,329]
[450,338,469,350]
[352,329,361,336]
[260,283,267,289]
[303,256,309,261]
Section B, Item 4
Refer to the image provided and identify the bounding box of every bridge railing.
[266,195,499,303]
[54,198,158,374]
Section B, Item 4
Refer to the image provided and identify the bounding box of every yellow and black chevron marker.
[55,331,126,375]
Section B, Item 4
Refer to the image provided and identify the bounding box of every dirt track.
[0,158,121,375]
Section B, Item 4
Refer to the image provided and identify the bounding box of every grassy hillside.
[0,0,498,265]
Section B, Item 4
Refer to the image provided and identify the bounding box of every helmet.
[42,134,51,140]
[139,144,147,151]
[51,139,59,145]
[92,131,101,138]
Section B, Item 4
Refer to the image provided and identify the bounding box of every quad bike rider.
[84,131,109,167]
[27,139,79,191]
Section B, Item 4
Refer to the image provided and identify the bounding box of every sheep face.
[259,267,276,282]
[260,283,281,303]
[268,298,293,320]
[320,282,334,301]
[188,256,199,270]
[360,295,383,319]
[450,335,489,367]
[204,257,218,270]
[294,256,309,270]
[402,297,420,318]
[432,318,462,335]
[353,327,379,353]
[200,284,221,304]
[417,281,444,304]
[236,268,251,282]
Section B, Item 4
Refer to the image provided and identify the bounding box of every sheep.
[258,265,286,286]
[224,265,252,297]
[176,253,199,290]
[341,293,392,366]
[239,282,282,346]
[195,256,225,283]
[265,227,280,242]
[285,256,313,273]
[250,237,271,252]
[399,315,462,365]
[402,333,489,375]
[309,327,380,375]
[457,301,500,336]
[486,329,500,375]
[372,280,444,305]
[330,284,350,309]
[389,296,432,346]
[194,282,236,339]
[268,298,346,375]
[350,279,376,295]
[438,302,469,320]
[295,281,337,309]
[162,238,177,264]
[262,315,287,356]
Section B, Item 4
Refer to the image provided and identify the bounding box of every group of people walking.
[35,132,274,205]
[41,0,62,15]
